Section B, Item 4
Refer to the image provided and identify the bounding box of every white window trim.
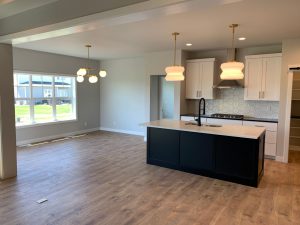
[14,71,78,127]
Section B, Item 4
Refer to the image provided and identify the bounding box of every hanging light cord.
[172,32,179,66]
[228,24,238,62]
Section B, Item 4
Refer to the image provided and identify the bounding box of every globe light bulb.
[76,75,84,83]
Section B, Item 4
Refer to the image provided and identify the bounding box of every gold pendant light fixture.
[76,45,107,83]
[165,32,185,81]
[220,24,244,80]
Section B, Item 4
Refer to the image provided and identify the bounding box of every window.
[14,72,77,126]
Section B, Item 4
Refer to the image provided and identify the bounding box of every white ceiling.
[0,0,58,19]
[14,0,300,60]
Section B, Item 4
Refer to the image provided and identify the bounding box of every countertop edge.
[144,120,266,140]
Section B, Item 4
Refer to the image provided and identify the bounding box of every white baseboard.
[16,127,99,146]
[99,127,144,136]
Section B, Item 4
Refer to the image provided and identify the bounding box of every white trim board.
[16,127,99,146]
[99,127,144,136]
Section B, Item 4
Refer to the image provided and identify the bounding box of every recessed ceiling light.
[238,37,246,41]
[186,43,192,46]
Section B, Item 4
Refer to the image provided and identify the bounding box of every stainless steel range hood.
[213,80,244,89]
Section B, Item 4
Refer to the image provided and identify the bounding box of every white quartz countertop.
[144,119,266,139]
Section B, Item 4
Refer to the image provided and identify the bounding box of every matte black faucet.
[198,98,206,126]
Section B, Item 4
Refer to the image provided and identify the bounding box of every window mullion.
[30,74,34,124]
[52,76,56,121]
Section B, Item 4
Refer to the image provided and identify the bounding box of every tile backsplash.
[188,88,279,119]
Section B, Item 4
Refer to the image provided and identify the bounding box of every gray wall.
[100,50,183,135]
[13,48,100,145]
[185,45,282,118]
[0,44,17,179]
[100,57,146,134]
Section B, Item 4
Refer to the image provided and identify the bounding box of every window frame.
[14,70,78,128]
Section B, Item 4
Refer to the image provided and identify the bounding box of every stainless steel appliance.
[210,113,244,120]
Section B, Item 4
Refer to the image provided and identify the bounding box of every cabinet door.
[180,132,215,171]
[201,61,214,99]
[147,128,180,168]
[244,58,263,100]
[261,56,281,101]
[185,62,200,99]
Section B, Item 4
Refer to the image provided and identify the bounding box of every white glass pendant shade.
[165,66,185,81]
[76,75,84,83]
[99,70,107,78]
[220,61,244,80]
[77,68,87,76]
[89,75,98,83]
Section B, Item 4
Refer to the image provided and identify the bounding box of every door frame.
[283,65,300,163]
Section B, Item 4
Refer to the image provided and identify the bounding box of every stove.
[210,113,244,120]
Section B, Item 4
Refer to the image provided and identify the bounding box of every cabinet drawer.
[265,131,277,144]
[206,118,243,125]
[243,121,277,131]
[265,143,276,156]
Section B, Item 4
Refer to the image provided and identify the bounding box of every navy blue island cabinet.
[147,127,265,187]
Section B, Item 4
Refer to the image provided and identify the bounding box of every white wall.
[13,48,101,145]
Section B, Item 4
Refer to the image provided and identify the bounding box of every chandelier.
[76,45,107,83]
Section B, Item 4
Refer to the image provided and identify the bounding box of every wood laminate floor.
[1,131,300,225]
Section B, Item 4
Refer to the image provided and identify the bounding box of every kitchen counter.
[180,113,278,123]
[145,119,265,139]
[145,119,265,187]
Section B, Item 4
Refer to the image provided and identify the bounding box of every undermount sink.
[204,124,222,127]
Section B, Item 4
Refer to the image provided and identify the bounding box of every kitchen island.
[145,120,266,187]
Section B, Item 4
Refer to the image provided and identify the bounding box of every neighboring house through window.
[14,72,77,126]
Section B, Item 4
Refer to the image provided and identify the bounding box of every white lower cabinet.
[243,121,278,157]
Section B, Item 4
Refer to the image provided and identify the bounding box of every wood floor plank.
[1,131,300,225]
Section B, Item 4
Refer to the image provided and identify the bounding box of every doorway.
[150,75,174,121]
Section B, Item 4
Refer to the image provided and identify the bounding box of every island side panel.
[147,127,180,169]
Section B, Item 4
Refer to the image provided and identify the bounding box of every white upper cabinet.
[244,53,282,101]
[185,58,215,99]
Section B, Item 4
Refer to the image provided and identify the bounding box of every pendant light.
[76,45,107,83]
[165,32,185,81]
[220,24,244,80]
